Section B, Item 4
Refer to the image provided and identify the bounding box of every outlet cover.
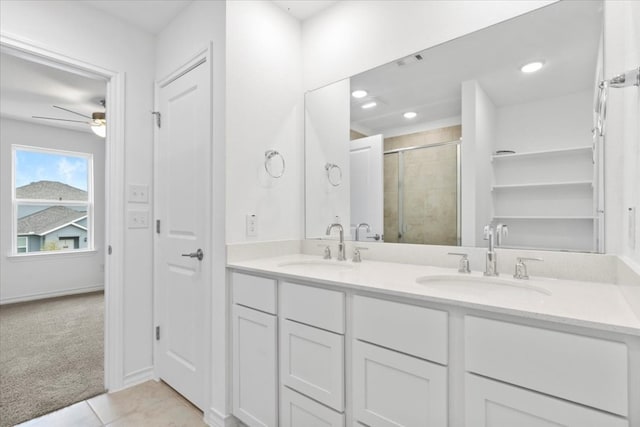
[246,214,257,237]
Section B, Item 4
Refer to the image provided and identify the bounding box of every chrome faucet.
[326,223,346,261]
[483,224,508,276]
[355,223,371,241]
[513,257,543,280]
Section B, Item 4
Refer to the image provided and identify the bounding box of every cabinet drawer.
[353,340,447,427]
[465,373,628,427]
[232,305,277,427]
[465,316,628,416]
[280,387,345,427]
[280,319,345,411]
[353,295,448,364]
[232,272,277,314]
[281,282,345,333]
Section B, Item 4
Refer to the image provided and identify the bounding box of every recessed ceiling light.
[352,90,368,98]
[520,61,544,73]
[403,112,417,119]
[362,102,377,109]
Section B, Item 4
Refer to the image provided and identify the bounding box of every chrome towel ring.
[325,163,342,186]
[265,149,285,178]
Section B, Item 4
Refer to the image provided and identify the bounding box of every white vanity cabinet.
[280,386,345,427]
[280,282,346,425]
[465,316,630,426]
[231,273,278,427]
[352,296,449,426]
[229,267,638,427]
[465,374,628,427]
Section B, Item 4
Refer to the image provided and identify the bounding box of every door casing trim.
[0,31,126,391]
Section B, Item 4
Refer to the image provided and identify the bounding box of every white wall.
[495,91,593,152]
[302,0,555,91]
[461,81,495,246]
[0,0,156,386]
[155,1,227,423]
[0,119,105,303]
[305,79,351,238]
[605,0,640,262]
[225,0,304,244]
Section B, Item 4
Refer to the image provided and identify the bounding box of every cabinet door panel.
[353,340,447,427]
[280,386,345,427]
[465,374,628,427]
[232,305,277,427]
[280,320,345,411]
[465,316,628,416]
[281,282,345,333]
[232,272,277,314]
[354,295,448,364]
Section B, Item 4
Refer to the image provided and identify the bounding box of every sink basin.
[415,274,551,296]
[277,260,355,272]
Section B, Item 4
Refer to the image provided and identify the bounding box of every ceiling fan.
[32,100,106,138]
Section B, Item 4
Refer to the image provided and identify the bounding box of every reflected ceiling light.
[351,89,368,98]
[521,61,544,73]
[403,111,417,119]
[361,102,377,109]
[90,112,106,138]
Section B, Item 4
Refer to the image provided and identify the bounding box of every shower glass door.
[384,142,460,245]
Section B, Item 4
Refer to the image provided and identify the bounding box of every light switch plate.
[128,210,149,229]
[128,184,149,203]
[246,214,257,237]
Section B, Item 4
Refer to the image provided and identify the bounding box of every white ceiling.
[80,0,335,35]
[0,52,107,134]
[82,0,193,34]
[272,1,338,21]
[0,0,339,135]
[350,1,603,136]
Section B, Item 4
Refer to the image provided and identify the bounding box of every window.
[17,236,28,253]
[13,146,93,254]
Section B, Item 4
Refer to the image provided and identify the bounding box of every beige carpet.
[0,292,105,427]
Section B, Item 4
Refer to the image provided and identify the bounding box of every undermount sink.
[415,274,552,296]
[277,260,355,272]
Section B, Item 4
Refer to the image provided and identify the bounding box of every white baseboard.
[0,284,104,305]
[122,366,155,389]
[205,407,239,427]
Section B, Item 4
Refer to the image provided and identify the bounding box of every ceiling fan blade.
[53,105,92,119]
[32,116,89,124]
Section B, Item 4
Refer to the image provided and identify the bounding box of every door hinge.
[151,111,161,128]
[156,219,161,234]
[155,326,160,340]
[108,245,112,255]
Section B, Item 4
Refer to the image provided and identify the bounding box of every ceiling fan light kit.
[91,111,106,138]
[31,101,107,138]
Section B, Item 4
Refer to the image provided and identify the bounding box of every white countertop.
[228,254,640,336]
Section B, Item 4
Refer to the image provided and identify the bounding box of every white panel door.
[465,374,628,427]
[232,305,278,427]
[353,340,447,427]
[280,319,345,411]
[156,60,210,409]
[350,134,383,241]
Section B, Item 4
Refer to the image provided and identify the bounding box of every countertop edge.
[227,261,640,338]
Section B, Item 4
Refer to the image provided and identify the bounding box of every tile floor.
[16,380,207,427]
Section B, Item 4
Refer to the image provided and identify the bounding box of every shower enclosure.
[383,140,461,245]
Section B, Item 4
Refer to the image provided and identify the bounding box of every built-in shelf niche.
[491,145,596,252]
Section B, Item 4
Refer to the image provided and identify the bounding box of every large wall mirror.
[305,0,605,253]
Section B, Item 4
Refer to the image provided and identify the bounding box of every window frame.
[16,236,28,253]
[12,145,94,255]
